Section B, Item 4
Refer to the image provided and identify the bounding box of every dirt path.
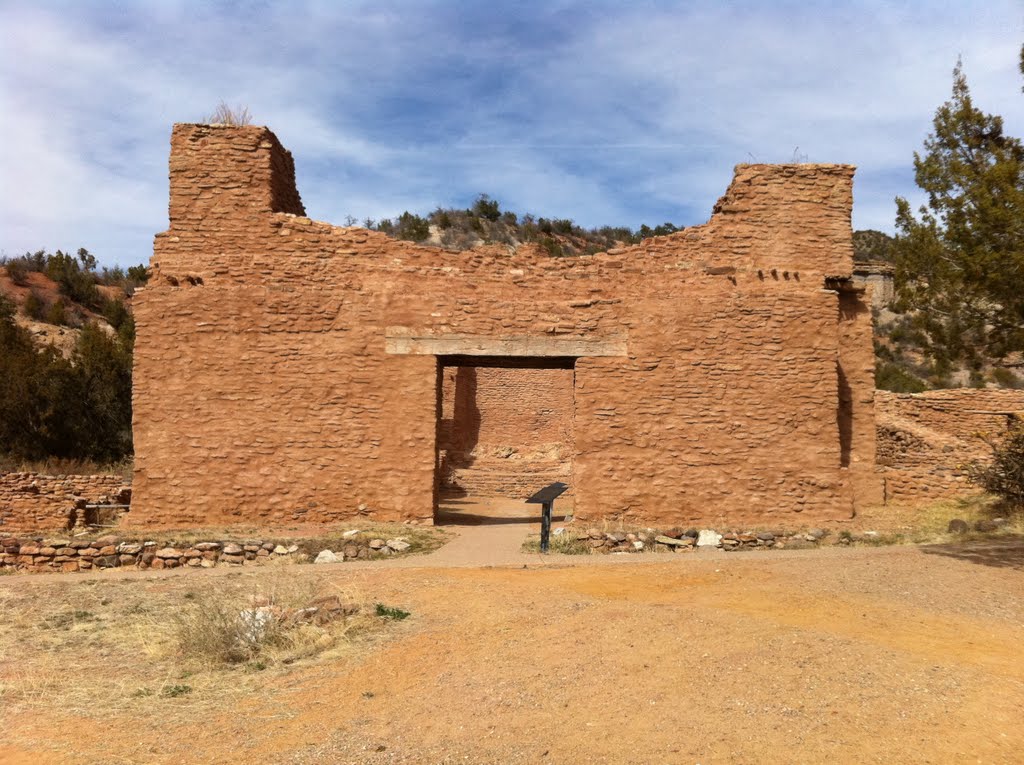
[2,534,1023,764]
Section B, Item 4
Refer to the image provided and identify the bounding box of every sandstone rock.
[273,545,289,555]
[221,554,244,565]
[369,539,386,550]
[947,519,969,534]
[98,545,117,556]
[119,554,137,565]
[183,549,203,558]
[343,544,359,560]
[286,544,298,553]
[164,558,180,568]
[95,535,121,548]
[118,543,144,555]
[314,549,340,564]
[807,528,827,540]
[200,559,216,568]
[243,544,261,552]
[342,529,361,538]
[387,539,411,552]
[194,542,222,551]
[262,542,276,551]
[756,532,775,541]
[39,547,57,556]
[654,535,687,546]
[43,539,71,548]
[155,547,183,559]
[633,541,644,551]
[222,543,243,555]
[257,548,270,557]
[697,530,722,547]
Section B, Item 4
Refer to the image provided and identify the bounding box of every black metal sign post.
[526,482,569,553]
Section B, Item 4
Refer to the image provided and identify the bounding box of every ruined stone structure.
[130,124,880,529]
[0,473,129,531]
[876,389,1024,503]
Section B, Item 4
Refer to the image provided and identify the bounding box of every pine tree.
[893,57,1024,372]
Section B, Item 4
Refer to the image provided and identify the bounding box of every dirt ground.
[2,527,1023,765]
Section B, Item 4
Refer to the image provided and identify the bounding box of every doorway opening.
[434,355,576,525]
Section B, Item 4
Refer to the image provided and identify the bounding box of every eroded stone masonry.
[130,124,882,529]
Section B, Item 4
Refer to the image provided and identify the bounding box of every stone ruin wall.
[129,123,879,529]
[438,365,575,500]
[875,389,1024,503]
[0,473,129,532]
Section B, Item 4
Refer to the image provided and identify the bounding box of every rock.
[243,544,261,553]
[553,527,566,536]
[607,532,627,543]
[155,547,183,559]
[222,543,243,555]
[273,545,289,555]
[663,527,685,539]
[993,517,1008,527]
[118,543,143,555]
[655,535,687,546]
[974,519,998,533]
[633,541,645,551]
[183,549,203,558]
[94,535,121,548]
[947,519,970,534]
[697,529,722,547]
[807,528,827,540]
[286,544,298,553]
[119,554,137,565]
[387,539,411,552]
[684,528,699,539]
[194,542,221,551]
[342,530,361,538]
[369,539,386,550]
[314,549,340,564]
[342,544,360,559]
[756,532,775,541]
[220,554,244,565]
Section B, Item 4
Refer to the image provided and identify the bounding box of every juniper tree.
[893,57,1024,373]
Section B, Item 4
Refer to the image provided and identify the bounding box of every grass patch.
[374,603,411,621]
[521,532,591,554]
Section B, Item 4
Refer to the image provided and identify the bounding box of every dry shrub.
[174,578,370,667]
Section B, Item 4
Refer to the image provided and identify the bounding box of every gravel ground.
[2,536,1022,765]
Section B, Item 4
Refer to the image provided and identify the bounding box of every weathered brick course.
[0,473,128,531]
[130,124,880,528]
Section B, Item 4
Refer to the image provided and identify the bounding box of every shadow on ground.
[919,535,1024,571]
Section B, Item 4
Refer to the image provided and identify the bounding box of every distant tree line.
[353,193,684,257]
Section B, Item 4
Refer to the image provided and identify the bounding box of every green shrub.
[969,423,1024,510]
[875,362,928,393]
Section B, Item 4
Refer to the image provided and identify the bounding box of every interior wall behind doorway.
[437,364,575,501]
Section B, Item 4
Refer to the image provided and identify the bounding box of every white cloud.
[1,1,1022,264]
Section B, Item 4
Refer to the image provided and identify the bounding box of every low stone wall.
[875,389,1024,503]
[0,533,410,574]
[576,526,828,553]
[0,473,130,531]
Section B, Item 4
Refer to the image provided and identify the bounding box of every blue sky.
[1,0,1022,267]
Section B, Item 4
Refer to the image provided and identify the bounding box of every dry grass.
[0,567,407,721]
[0,456,132,478]
[203,101,252,126]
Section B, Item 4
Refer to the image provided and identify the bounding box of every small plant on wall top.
[203,100,252,126]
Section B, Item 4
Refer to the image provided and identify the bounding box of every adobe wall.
[130,124,877,529]
[0,473,129,532]
[438,365,574,500]
[875,389,1024,503]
